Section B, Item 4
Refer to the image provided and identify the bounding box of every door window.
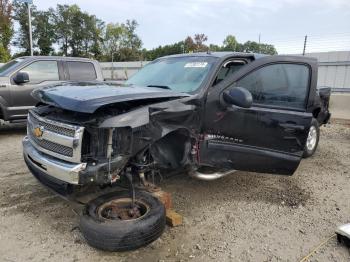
[67,62,97,81]
[213,60,246,85]
[18,61,59,84]
[235,63,310,109]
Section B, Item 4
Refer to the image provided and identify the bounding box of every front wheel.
[79,190,166,251]
[303,118,320,158]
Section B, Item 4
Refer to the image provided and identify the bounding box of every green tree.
[0,0,13,61]
[144,41,185,60]
[54,4,104,58]
[257,43,277,55]
[88,15,104,59]
[184,36,196,52]
[103,22,124,60]
[118,19,142,61]
[222,35,238,51]
[33,9,56,55]
[242,40,277,55]
[12,2,37,55]
[194,33,208,51]
[54,4,72,56]
[102,19,142,61]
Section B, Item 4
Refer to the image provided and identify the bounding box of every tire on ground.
[79,190,166,251]
[303,118,320,158]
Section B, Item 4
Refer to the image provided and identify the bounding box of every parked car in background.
[0,56,104,122]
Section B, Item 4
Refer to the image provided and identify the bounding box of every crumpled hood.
[32,82,190,113]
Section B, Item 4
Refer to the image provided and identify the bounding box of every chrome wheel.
[306,126,317,151]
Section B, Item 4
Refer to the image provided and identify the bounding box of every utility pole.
[27,2,33,56]
[111,52,114,80]
[258,33,261,53]
[303,35,307,56]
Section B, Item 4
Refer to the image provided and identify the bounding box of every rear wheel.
[303,118,320,158]
[79,190,166,251]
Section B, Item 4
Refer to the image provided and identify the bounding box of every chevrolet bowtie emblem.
[33,126,44,138]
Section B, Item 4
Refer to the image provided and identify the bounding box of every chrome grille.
[28,130,73,157]
[29,113,75,137]
[27,111,84,163]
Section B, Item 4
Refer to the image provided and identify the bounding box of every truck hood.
[32,82,190,113]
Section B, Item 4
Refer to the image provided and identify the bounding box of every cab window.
[67,62,97,81]
[213,60,246,86]
[235,63,310,109]
[17,61,59,84]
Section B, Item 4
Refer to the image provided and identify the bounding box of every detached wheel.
[79,190,166,251]
[303,118,320,158]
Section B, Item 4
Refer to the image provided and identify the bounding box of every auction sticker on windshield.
[184,62,208,68]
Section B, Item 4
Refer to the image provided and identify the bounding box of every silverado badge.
[33,126,44,138]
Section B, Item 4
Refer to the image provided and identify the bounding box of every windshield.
[0,58,25,76]
[125,56,217,93]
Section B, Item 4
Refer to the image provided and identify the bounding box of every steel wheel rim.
[306,126,317,151]
[97,198,149,221]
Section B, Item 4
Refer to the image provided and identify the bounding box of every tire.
[303,118,320,158]
[79,190,166,251]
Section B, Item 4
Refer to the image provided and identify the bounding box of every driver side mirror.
[13,72,30,84]
[222,86,253,108]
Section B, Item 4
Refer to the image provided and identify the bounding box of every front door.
[9,60,62,119]
[199,56,317,175]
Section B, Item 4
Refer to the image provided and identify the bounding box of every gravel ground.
[0,121,349,262]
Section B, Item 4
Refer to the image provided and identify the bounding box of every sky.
[31,0,350,54]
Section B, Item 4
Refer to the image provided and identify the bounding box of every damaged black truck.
[22,52,331,251]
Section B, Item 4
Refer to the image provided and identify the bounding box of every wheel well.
[312,108,321,119]
[150,129,192,169]
[0,106,4,120]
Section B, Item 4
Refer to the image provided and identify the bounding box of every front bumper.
[23,136,87,185]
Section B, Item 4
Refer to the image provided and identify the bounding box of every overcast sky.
[33,0,350,54]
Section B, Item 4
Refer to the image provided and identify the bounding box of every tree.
[12,2,36,55]
[88,15,104,59]
[257,43,277,55]
[118,19,142,61]
[33,9,56,55]
[54,4,104,58]
[0,0,13,61]
[102,19,142,61]
[143,41,184,60]
[242,41,277,55]
[194,33,208,51]
[54,4,72,56]
[103,22,124,60]
[223,35,238,51]
[184,36,196,52]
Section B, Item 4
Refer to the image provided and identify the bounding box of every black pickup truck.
[22,52,331,251]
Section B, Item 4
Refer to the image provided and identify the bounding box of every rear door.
[200,56,317,175]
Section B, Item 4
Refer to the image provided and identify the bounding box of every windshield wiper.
[147,85,171,90]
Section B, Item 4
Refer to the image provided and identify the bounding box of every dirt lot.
[0,122,349,262]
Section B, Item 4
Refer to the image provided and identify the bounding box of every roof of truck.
[17,56,97,62]
[161,51,268,60]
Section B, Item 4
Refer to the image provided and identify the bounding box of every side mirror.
[222,86,253,108]
[13,72,30,84]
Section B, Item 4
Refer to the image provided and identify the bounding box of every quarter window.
[235,63,310,109]
[67,62,97,81]
[18,61,59,84]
